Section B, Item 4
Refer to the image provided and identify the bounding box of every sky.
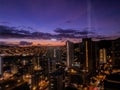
[0,0,120,46]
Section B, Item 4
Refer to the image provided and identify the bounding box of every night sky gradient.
[0,0,120,46]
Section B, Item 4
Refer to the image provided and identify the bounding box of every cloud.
[54,28,77,34]
[16,26,36,32]
[0,25,29,38]
[117,31,120,34]
[0,25,118,42]
[93,35,108,40]
[54,28,118,41]
[0,41,6,45]
[57,33,76,38]
[31,32,53,39]
[65,20,72,23]
[54,28,95,34]
[0,21,10,24]
[0,25,53,39]
[75,30,95,35]
[54,28,96,39]
[19,41,33,45]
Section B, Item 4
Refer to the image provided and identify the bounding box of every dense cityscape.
[0,37,120,90]
[0,0,120,90]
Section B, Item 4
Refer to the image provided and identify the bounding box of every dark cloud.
[65,20,72,23]
[19,41,32,45]
[92,34,113,40]
[31,32,53,39]
[0,41,6,45]
[117,31,120,34]
[0,25,54,39]
[0,25,30,38]
[16,26,36,32]
[1,25,116,41]
[54,28,96,39]
[54,28,77,34]
[57,33,76,38]
[0,22,10,24]
[93,35,107,40]
[54,28,95,34]
[75,30,95,35]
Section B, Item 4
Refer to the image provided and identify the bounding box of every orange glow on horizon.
[32,40,65,46]
[0,39,65,46]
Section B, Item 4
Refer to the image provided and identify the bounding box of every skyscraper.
[99,48,107,64]
[81,38,95,72]
[66,41,74,67]
[0,56,2,75]
[112,38,120,67]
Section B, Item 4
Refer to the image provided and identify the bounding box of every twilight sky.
[0,0,120,46]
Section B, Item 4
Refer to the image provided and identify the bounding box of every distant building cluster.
[0,38,120,71]
[0,37,120,90]
[66,38,120,71]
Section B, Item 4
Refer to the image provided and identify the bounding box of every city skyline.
[0,0,120,46]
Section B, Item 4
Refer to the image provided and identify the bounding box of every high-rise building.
[60,46,66,62]
[54,47,62,62]
[98,40,112,68]
[80,38,96,72]
[98,40,112,58]
[0,56,2,75]
[66,41,74,67]
[66,38,97,72]
[72,43,81,67]
[46,46,56,72]
[112,38,120,67]
[99,48,107,63]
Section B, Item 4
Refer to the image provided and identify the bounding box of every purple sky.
[0,0,120,45]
